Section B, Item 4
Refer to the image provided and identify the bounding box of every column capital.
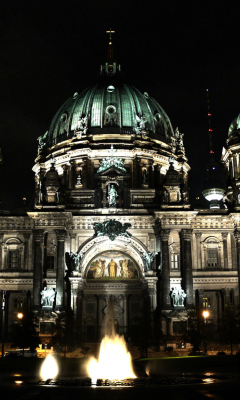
[180,229,193,240]
[160,229,170,241]
[222,232,228,240]
[234,229,240,241]
[195,232,202,239]
[55,229,67,241]
[34,229,45,241]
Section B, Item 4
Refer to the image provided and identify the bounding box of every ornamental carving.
[94,219,132,241]
[180,229,193,240]
[160,230,170,241]
[97,145,127,174]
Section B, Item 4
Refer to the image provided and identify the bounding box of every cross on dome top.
[106,28,115,44]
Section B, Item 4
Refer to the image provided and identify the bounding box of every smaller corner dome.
[45,77,174,147]
[228,113,240,137]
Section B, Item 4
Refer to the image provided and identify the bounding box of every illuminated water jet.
[87,333,136,382]
[40,354,59,381]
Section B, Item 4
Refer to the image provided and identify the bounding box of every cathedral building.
[1,37,240,345]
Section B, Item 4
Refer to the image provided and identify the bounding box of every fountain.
[39,296,213,387]
[86,295,136,382]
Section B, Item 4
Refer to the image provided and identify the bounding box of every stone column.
[123,295,128,337]
[180,229,194,308]
[234,230,240,300]
[23,234,30,271]
[69,162,74,189]
[195,233,202,269]
[118,188,122,208]
[222,233,228,270]
[160,230,171,309]
[55,230,67,308]
[33,230,44,308]
[103,186,107,208]
[0,233,3,270]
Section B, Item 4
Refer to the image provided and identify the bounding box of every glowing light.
[202,188,225,201]
[15,381,23,385]
[203,310,210,319]
[17,313,23,319]
[87,334,136,382]
[40,354,58,381]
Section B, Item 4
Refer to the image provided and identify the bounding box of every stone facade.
[1,44,240,344]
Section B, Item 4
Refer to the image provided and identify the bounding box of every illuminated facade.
[1,40,240,344]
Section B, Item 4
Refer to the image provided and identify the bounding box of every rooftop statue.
[37,131,48,150]
[74,115,88,139]
[134,114,147,135]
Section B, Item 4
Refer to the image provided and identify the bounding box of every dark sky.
[1,0,240,209]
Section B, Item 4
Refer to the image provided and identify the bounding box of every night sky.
[1,1,240,209]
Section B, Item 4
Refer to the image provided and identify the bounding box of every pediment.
[97,165,126,176]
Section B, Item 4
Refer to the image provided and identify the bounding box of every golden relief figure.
[87,251,138,280]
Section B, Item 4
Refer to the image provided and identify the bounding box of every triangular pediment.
[97,165,126,176]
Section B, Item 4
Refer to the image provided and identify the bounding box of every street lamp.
[17,312,24,357]
[203,310,210,354]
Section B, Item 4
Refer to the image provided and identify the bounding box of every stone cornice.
[193,277,238,284]
[193,271,238,277]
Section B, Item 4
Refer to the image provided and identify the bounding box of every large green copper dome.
[46,76,174,147]
[228,113,240,137]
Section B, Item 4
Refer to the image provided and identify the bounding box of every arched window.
[203,237,222,269]
[3,238,24,271]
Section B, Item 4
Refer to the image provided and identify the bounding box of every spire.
[106,28,115,63]
[99,28,121,76]
[206,89,214,155]
[202,89,225,209]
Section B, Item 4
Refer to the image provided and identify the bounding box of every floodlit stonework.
[1,39,240,346]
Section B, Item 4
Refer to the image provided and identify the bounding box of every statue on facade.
[143,251,155,271]
[74,115,88,138]
[40,287,56,307]
[171,287,186,307]
[69,251,82,271]
[142,169,148,185]
[135,114,147,135]
[107,184,118,207]
[37,131,48,151]
[178,288,186,306]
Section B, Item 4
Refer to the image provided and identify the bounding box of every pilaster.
[55,229,67,309]
[160,229,171,309]
[33,230,44,308]
[180,229,194,308]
